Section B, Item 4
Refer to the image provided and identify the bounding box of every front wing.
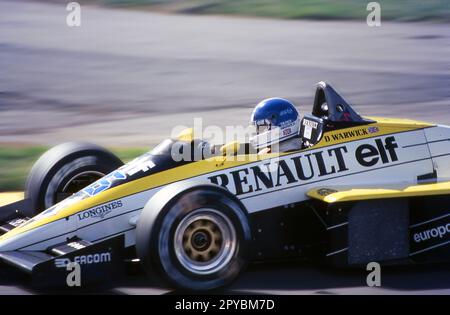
[0,234,125,287]
[0,193,125,286]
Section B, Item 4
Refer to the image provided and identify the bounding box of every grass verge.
[99,0,450,22]
[0,146,147,191]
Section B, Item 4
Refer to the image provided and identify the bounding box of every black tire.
[24,142,123,216]
[136,186,251,291]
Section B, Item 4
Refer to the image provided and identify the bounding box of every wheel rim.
[56,171,105,203]
[174,208,237,275]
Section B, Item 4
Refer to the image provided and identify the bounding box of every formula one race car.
[0,82,449,291]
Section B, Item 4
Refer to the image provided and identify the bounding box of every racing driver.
[250,97,303,154]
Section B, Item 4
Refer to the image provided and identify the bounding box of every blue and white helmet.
[250,98,300,149]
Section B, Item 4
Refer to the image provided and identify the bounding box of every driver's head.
[249,97,300,150]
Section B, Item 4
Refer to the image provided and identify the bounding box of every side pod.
[307,182,450,266]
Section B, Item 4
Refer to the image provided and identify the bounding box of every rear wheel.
[136,187,251,291]
[25,142,123,216]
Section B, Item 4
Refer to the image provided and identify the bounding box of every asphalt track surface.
[0,261,449,295]
[0,0,449,295]
[1,0,449,146]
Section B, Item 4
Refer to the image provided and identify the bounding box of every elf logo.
[209,136,399,196]
[355,137,398,167]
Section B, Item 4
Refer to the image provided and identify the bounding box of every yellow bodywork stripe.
[365,116,434,127]
[0,192,24,207]
[177,128,195,142]
[0,153,282,240]
[313,117,433,149]
[0,118,432,240]
[307,181,450,204]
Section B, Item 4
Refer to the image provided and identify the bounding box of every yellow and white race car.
[0,82,449,290]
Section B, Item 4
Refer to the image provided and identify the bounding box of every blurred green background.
[0,146,147,191]
[1,0,448,191]
[99,0,450,22]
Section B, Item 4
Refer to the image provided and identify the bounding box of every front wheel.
[25,142,123,216]
[136,187,251,291]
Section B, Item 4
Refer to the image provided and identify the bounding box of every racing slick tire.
[136,185,251,291]
[25,142,123,216]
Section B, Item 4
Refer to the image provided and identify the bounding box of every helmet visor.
[257,124,271,134]
[253,119,272,135]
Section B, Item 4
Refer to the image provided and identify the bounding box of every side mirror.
[219,141,240,156]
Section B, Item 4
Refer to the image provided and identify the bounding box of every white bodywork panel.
[425,125,450,181]
[1,127,442,251]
